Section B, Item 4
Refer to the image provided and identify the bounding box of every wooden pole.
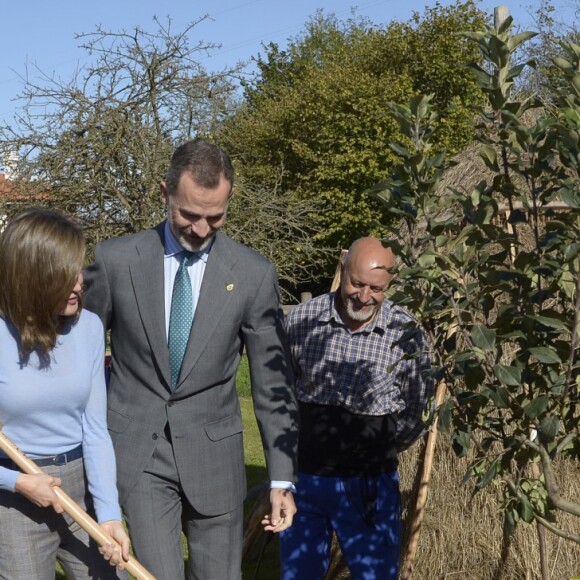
[0,430,156,580]
[494,5,510,29]
[400,380,447,580]
[330,250,348,292]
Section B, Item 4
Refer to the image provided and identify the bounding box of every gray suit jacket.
[84,224,298,516]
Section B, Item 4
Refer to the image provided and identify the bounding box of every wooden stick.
[0,430,156,580]
[330,250,348,292]
[400,380,447,580]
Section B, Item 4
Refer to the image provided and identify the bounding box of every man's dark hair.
[165,138,234,196]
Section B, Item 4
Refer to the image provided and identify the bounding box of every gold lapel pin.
[226,283,235,292]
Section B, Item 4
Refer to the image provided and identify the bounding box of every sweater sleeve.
[0,466,19,492]
[81,314,122,523]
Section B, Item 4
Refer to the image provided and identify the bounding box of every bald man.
[278,237,434,580]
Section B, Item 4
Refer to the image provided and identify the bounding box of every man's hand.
[261,488,297,533]
[99,520,131,570]
[14,473,63,513]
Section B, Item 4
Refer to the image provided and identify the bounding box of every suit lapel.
[130,224,172,390]
[177,233,238,387]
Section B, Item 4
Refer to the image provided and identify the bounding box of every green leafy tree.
[221,2,487,277]
[369,14,580,565]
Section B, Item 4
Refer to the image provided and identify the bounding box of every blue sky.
[0,0,574,123]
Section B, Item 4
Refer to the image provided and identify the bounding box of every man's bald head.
[337,237,396,331]
[343,237,396,279]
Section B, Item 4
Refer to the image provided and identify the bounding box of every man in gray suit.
[84,138,299,580]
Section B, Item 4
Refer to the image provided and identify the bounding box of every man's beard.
[345,295,378,322]
[179,231,214,252]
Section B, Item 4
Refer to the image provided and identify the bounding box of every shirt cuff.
[270,480,297,493]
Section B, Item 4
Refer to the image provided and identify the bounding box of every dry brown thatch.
[397,438,580,580]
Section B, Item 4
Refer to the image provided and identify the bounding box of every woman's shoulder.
[76,309,105,334]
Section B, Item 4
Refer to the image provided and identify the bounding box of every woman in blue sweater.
[0,208,130,579]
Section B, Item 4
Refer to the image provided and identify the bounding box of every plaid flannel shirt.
[285,292,434,451]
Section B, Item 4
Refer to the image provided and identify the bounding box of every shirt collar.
[370,303,390,333]
[319,293,342,324]
[163,221,212,263]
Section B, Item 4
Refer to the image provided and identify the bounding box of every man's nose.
[192,219,210,237]
[359,287,371,303]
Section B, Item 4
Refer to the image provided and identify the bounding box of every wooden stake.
[330,250,348,292]
[400,380,448,580]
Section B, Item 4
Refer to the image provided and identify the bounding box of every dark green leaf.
[493,364,522,386]
[471,324,496,351]
[519,494,534,523]
[506,63,526,80]
[476,458,499,489]
[456,392,488,410]
[564,243,580,261]
[438,399,453,433]
[497,15,514,35]
[487,386,511,408]
[479,145,499,171]
[559,188,580,209]
[524,395,549,419]
[503,509,516,542]
[461,465,475,486]
[507,209,527,224]
[531,315,568,331]
[528,347,562,364]
[538,415,560,443]
[455,351,479,363]
[507,31,537,51]
[452,429,471,458]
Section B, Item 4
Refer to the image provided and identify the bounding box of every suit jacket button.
[152,433,158,440]
[167,401,174,407]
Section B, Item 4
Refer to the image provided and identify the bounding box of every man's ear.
[228,185,236,200]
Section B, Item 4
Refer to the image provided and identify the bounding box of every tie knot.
[180,251,194,266]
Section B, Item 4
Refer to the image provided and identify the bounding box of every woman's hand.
[99,520,131,570]
[14,473,63,513]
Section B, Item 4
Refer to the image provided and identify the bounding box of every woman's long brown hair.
[0,208,85,357]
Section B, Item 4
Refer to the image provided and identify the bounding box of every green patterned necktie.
[169,251,194,388]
